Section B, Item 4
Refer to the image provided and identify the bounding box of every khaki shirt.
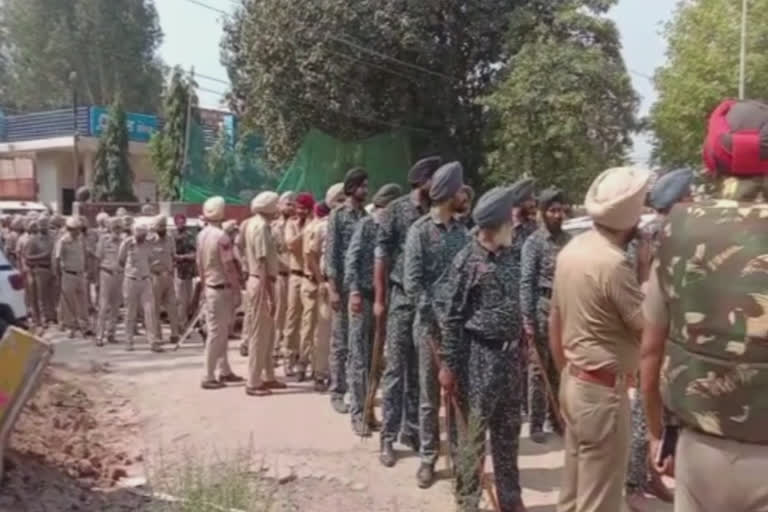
[196,225,234,287]
[148,233,176,275]
[245,215,278,279]
[55,233,86,274]
[272,216,290,273]
[551,229,644,374]
[310,218,329,278]
[16,233,30,271]
[24,233,53,268]
[118,237,152,280]
[284,217,305,272]
[301,219,317,276]
[96,233,122,272]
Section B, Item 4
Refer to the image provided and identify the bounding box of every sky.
[155,0,677,164]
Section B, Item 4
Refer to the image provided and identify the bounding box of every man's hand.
[438,366,456,394]
[649,436,675,478]
[329,289,341,311]
[349,292,363,314]
[374,299,387,319]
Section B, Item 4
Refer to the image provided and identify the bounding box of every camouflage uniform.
[324,203,366,404]
[511,219,537,414]
[438,237,524,511]
[403,212,468,466]
[519,227,570,434]
[344,216,378,427]
[377,194,427,446]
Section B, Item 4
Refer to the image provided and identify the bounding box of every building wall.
[36,152,68,212]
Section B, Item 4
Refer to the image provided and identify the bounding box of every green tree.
[650,0,768,168]
[206,127,238,192]
[91,97,137,201]
[482,0,638,196]
[1,0,164,112]
[150,67,200,200]
[221,0,528,181]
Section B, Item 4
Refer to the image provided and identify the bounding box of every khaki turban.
[585,167,652,230]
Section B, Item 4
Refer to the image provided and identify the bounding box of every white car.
[0,201,49,216]
[563,214,656,237]
[0,247,28,336]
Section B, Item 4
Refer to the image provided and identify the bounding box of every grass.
[148,444,277,512]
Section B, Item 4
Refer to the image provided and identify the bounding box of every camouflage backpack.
[657,200,768,443]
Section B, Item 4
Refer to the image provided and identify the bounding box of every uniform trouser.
[246,276,275,388]
[298,279,319,368]
[175,277,194,326]
[416,309,441,466]
[625,392,648,492]
[313,283,331,380]
[282,273,303,362]
[274,273,289,354]
[23,270,34,322]
[329,289,350,400]
[675,428,768,512]
[96,270,121,340]
[455,336,522,511]
[202,287,235,381]
[558,368,631,512]
[124,277,157,346]
[380,284,419,444]
[529,300,560,432]
[31,268,55,324]
[59,272,89,331]
[347,293,373,422]
[152,273,179,340]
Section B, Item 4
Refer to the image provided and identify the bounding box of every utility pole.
[181,66,195,193]
[739,0,748,99]
[69,70,81,191]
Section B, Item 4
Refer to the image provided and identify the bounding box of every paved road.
[46,330,672,512]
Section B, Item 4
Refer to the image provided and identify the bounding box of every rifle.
[361,298,386,438]
[526,332,564,433]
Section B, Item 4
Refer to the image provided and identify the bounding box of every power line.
[629,69,654,82]
[178,0,230,16]
[197,73,230,86]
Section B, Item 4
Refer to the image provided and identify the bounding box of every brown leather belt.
[568,364,621,388]
[207,283,231,290]
[290,270,304,278]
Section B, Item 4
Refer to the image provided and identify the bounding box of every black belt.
[470,333,517,353]
[207,283,231,290]
[127,275,148,281]
[100,267,114,275]
[64,270,82,276]
[279,271,289,277]
[290,270,304,278]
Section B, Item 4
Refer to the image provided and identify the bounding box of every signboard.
[89,106,157,143]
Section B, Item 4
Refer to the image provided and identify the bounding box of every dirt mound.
[1,366,149,510]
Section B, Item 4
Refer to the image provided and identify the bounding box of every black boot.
[416,463,435,489]
[379,439,396,468]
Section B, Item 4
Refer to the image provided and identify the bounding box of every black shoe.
[296,366,306,383]
[313,379,328,393]
[331,396,349,414]
[201,380,226,390]
[400,432,420,452]
[530,430,547,444]
[352,417,370,437]
[416,463,435,489]
[379,440,396,468]
[219,373,245,384]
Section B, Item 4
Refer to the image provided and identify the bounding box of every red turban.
[296,192,315,210]
[314,202,330,218]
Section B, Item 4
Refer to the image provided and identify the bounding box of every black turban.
[344,167,369,195]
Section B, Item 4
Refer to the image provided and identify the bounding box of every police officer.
[119,221,162,352]
[438,185,528,512]
[345,183,402,436]
[550,167,651,512]
[55,217,91,337]
[174,214,196,327]
[326,168,369,414]
[149,215,180,344]
[5,216,23,268]
[244,192,286,396]
[197,197,244,389]
[297,199,319,382]
[17,217,34,321]
[270,192,296,358]
[24,216,56,330]
[520,187,570,443]
[95,217,124,346]
[641,99,768,512]
[404,161,469,488]
[377,156,441,467]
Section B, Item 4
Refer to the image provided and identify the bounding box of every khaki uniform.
[298,219,319,371]
[244,215,279,388]
[24,232,55,326]
[149,234,179,341]
[95,233,123,342]
[16,233,33,319]
[272,216,291,353]
[84,229,99,309]
[119,236,157,348]
[198,225,236,381]
[310,218,331,379]
[552,230,644,512]
[281,218,305,363]
[54,233,90,332]
[237,218,254,351]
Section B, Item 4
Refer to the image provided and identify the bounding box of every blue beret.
[372,183,403,207]
[408,156,443,185]
[509,177,537,206]
[649,169,693,210]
